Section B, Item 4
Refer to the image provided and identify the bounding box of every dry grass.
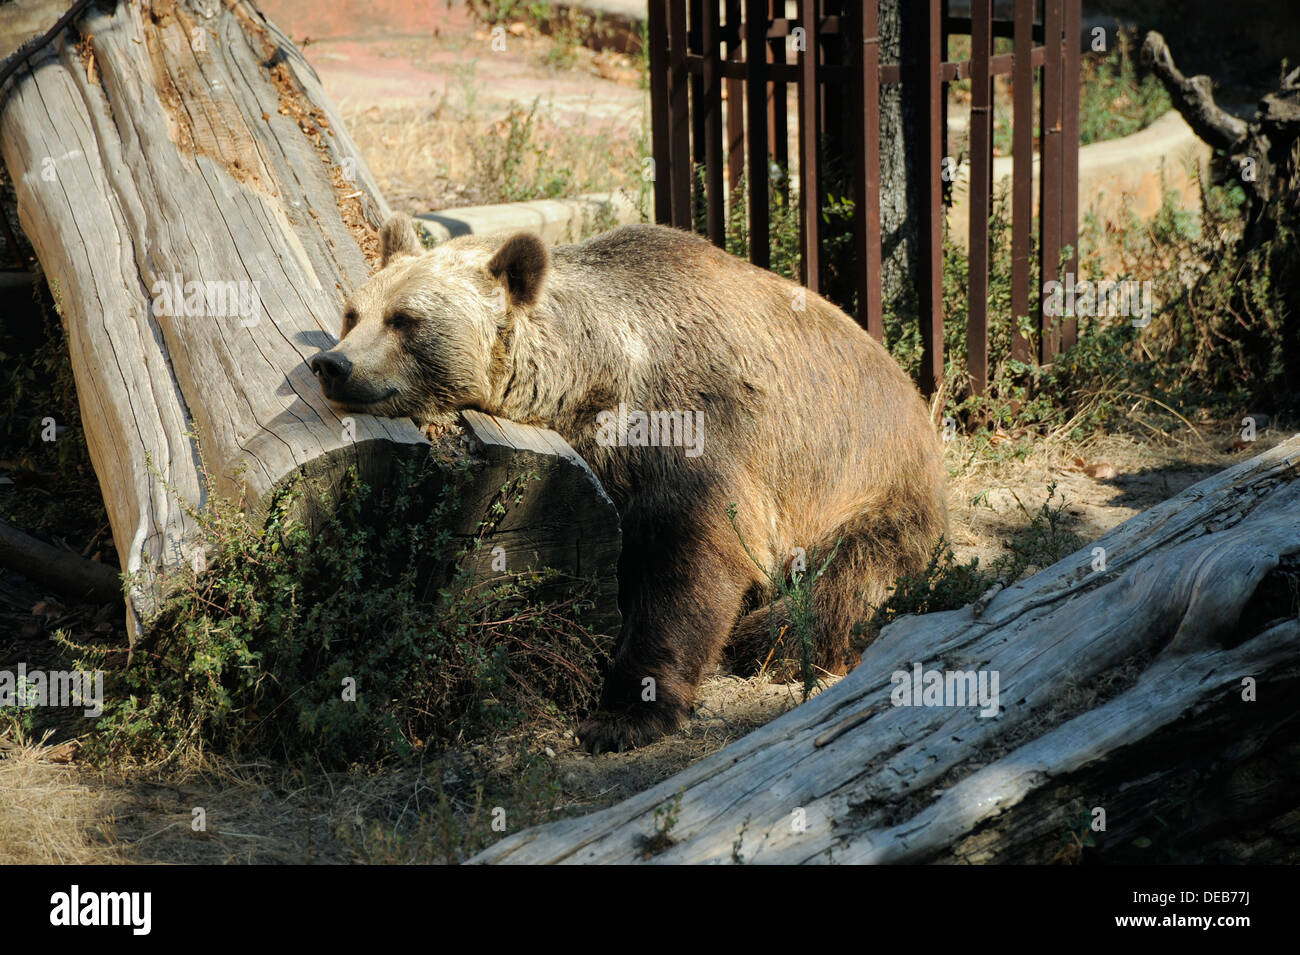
[0,742,448,864]
[941,419,1289,568]
[340,71,644,215]
[0,738,128,864]
[0,670,817,865]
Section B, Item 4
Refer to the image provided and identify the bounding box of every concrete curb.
[414,190,644,244]
[947,109,1211,250]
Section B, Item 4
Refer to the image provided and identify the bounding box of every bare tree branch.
[1141,31,1248,150]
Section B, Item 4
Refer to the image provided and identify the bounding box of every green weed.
[869,483,1082,637]
[62,453,612,768]
[726,502,841,699]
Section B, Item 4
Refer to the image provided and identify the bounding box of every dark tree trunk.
[876,0,920,321]
[1142,31,1300,410]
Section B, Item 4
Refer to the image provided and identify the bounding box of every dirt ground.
[291,8,646,213]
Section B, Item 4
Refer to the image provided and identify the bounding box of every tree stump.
[0,0,618,639]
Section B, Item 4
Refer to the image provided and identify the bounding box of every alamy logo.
[595,402,704,458]
[891,662,1000,718]
[1042,272,1154,326]
[151,273,262,323]
[50,886,151,935]
[0,663,102,717]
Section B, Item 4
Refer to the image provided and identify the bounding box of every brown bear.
[310,214,948,753]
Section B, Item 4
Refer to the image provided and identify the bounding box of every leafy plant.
[726,502,841,699]
[63,452,613,768]
[640,790,684,857]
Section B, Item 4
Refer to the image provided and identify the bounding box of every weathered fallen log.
[0,1,618,637]
[474,435,1300,864]
[0,516,121,603]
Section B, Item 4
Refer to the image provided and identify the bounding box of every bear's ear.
[487,232,549,308]
[380,213,421,267]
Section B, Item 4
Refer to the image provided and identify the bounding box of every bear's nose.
[310,351,352,384]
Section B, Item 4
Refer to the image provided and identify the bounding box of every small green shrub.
[1077,29,1172,147]
[640,790,684,858]
[64,454,612,767]
[726,502,841,699]
[1106,170,1295,415]
[869,483,1082,635]
[722,168,802,281]
[472,99,574,202]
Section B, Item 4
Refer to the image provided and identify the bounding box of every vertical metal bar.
[797,0,821,291]
[854,0,883,339]
[668,0,693,228]
[704,0,726,244]
[769,0,789,176]
[1010,0,1032,363]
[940,0,950,178]
[648,0,673,224]
[916,0,944,396]
[691,0,707,188]
[1060,0,1081,349]
[1038,0,1063,362]
[746,0,771,266]
[968,0,992,396]
[726,0,746,199]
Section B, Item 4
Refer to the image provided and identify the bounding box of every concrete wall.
[947,110,1211,258]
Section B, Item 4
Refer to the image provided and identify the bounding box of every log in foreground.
[0,1,617,637]
[474,436,1300,864]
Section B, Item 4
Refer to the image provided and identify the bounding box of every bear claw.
[578,706,685,754]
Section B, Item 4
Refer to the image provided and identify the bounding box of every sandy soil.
[294,13,645,213]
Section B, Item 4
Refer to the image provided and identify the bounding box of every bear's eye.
[342,309,358,335]
[386,311,416,333]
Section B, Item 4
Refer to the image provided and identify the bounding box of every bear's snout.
[310,350,353,393]
[309,350,399,410]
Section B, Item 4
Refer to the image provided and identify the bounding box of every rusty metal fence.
[647,0,1081,396]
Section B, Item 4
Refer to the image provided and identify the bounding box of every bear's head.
[309,213,549,423]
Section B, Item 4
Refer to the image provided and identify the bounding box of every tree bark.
[875,0,919,319]
[1142,31,1300,411]
[473,435,1300,864]
[0,1,619,638]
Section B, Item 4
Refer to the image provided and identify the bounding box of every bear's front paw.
[578,703,686,754]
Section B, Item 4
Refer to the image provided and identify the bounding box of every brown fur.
[310,214,948,752]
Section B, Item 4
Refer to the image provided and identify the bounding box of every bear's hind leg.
[729,482,948,678]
